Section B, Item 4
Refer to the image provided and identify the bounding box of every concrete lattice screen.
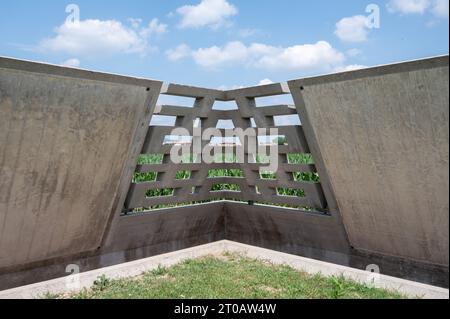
[125,83,327,213]
[0,56,448,290]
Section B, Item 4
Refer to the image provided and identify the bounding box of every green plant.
[137,154,164,165]
[293,172,320,183]
[92,275,110,292]
[176,170,191,180]
[211,183,241,191]
[146,188,174,197]
[287,153,314,164]
[208,169,244,178]
[277,187,306,197]
[151,265,168,276]
[273,136,287,145]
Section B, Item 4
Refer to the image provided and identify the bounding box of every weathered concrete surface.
[225,202,448,287]
[0,57,162,270]
[0,203,225,290]
[289,56,449,267]
[105,202,225,253]
[225,202,351,265]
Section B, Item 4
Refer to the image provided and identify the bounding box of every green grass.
[50,254,404,299]
[211,183,241,192]
[208,169,244,178]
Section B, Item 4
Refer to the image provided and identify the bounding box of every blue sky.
[0,0,448,89]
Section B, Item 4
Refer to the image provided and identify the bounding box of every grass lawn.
[47,253,405,299]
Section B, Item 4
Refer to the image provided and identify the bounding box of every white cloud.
[61,58,80,68]
[128,18,143,29]
[334,64,367,72]
[431,0,449,18]
[140,18,168,36]
[387,0,431,14]
[37,18,167,57]
[192,41,249,67]
[254,42,345,71]
[170,41,345,72]
[258,79,274,86]
[387,0,448,19]
[335,15,370,42]
[166,44,192,61]
[176,0,238,29]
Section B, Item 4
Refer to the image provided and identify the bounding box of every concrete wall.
[0,57,162,270]
[288,56,449,267]
[0,56,448,290]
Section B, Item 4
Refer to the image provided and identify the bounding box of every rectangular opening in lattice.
[273,115,301,126]
[137,154,164,165]
[150,115,177,127]
[146,188,175,198]
[176,171,191,180]
[163,135,193,145]
[258,135,287,146]
[216,119,235,129]
[293,172,320,183]
[133,172,157,183]
[157,95,196,108]
[255,95,294,107]
[260,172,276,180]
[212,101,238,110]
[208,169,244,178]
[277,187,306,197]
[211,184,241,192]
[287,153,314,164]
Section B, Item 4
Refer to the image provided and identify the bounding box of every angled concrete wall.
[0,57,162,270]
[289,56,449,267]
[0,56,448,291]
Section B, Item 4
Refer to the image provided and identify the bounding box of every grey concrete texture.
[225,202,350,263]
[0,57,163,270]
[288,55,449,266]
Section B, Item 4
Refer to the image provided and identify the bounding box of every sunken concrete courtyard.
[0,55,448,298]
